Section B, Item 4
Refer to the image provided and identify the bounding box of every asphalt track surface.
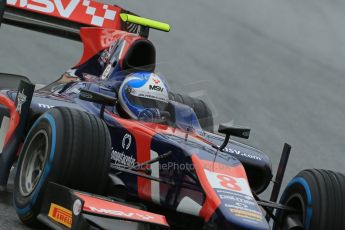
[1,0,345,229]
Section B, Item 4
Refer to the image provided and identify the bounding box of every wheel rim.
[281,194,305,230]
[19,130,49,197]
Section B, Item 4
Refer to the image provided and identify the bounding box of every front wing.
[38,182,170,230]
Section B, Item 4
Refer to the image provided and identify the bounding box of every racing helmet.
[118,72,169,120]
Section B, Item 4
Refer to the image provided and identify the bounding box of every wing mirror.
[79,89,117,119]
[218,124,251,151]
[79,89,117,106]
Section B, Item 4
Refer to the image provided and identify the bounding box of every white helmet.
[118,72,169,120]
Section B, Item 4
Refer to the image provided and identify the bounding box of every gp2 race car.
[0,0,345,229]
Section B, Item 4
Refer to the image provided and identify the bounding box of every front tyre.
[273,169,345,230]
[14,107,111,226]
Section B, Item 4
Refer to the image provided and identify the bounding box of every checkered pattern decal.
[82,0,117,26]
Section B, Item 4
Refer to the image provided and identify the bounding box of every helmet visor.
[126,86,169,112]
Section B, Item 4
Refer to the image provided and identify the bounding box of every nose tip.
[214,203,270,230]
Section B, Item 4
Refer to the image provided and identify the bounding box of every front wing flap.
[38,182,170,230]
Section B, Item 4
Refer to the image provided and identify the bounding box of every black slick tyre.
[13,107,111,226]
[274,169,345,230]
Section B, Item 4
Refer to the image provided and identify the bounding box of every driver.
[118,72,170,121]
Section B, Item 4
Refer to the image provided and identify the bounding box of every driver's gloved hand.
[138,108,161,122]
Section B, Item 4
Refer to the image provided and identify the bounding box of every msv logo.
[7,0,117,26]
[89,207,155,221]
[149,85,164,92]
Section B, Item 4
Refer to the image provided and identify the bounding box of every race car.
[0,0,345,229]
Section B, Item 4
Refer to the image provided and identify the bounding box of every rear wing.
[0,0,168,40]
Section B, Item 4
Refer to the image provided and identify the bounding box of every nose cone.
[211,190,270,230]
[191,155,270,230]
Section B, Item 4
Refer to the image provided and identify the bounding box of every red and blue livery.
[0,1,345,229]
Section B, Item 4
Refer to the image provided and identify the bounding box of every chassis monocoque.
[0,1,345,230]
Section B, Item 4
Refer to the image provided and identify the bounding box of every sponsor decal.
[149,85,164,92]
[226,203,262,216]
[129,79,168,103]
[7,0,118,27]
[99,41,118,63]
[219,194,255,206]
[221,147,262,161]
[217,189,253,200]
[48,203,72,228]
[229,208,262,221]
[111,133,135,169]
[101,64,112,80]
[38,103,54,109]
[99,50,110,63]
[135,90,168,102]
[77,192,169,226]
[122,133,132,150]
[16,89,27,114]
[152,78,160,85]
[89,206,155,220]
[215,189,263,223]
[99,50,111,63]
[111,148,136,168]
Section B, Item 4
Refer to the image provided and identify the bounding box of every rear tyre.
[14,107,112,226]
[273,169,345,230]
[169,93,214,132]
